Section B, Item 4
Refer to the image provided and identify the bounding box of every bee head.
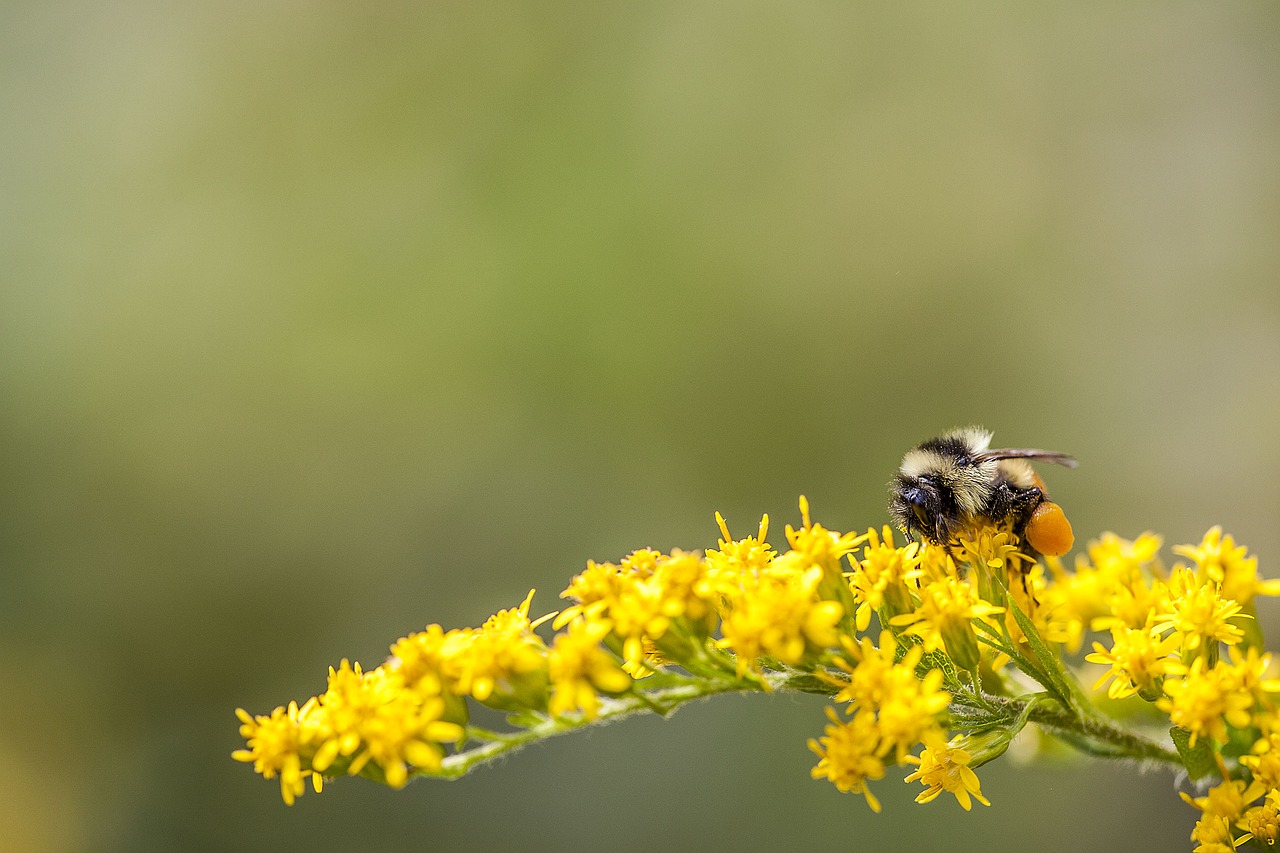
[889,428,997,544]
[889,471,956,543]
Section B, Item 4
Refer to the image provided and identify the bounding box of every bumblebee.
[888,427,1077,559]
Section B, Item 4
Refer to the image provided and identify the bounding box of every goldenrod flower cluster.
[235,504,1280,852]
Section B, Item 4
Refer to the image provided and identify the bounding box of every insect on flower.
[888,427,1077,562]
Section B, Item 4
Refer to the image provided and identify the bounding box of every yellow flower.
[916,540,960,583]
[1040,558,1118,651]
[1180,774,1253,850]
[1181,777,1255,822]
[555,560,627,629]
[1243,733,1280,791]
[1091,574,1170,635]
[440,591,550,708]
[620,547,663,578]
[1058,533,1164,636]
[785,495,866,580]
[1190,814,1241,853]
[704,512,776,579]
[903,733,991,811]
[832,632,950,760]
[598,574,671,672]
[1015,561,1086,651]
[1159,657,1256,747]
[560,541,722,675]
[848,526,920,632]
[1085,626,1183,701]
[236,506,1280,831]
[1239,790,1280,848]
[309,660,464,789]
[954,528,1025,583]
[1176,527,1280,609]
[607,550,720,671]
[808,707,886,812]
[233,700,324,805]
[889,575,1003,672]
[956,529,1052,638]
[387,624,448,696]
[652,550,717,625]
[716,551,844,678]
[1085,531,1164,582]
[1152,568,1247,654]
[618,636,667,679]
[548,618,632,720]
[1221,644,1280,706]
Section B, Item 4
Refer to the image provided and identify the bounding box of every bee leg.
[996,484,1048,549]
[997,483,1043,518]
[1011,486,1044,512]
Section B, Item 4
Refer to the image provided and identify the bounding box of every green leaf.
[972,618,1058,698]
[1221,723,1257,760]
[1004,594,1073,709]
[888,631,967,695]
[971,618,1021,661]
[504,710,548,730]
[1170,726,1217,780]
[919,648,964,693]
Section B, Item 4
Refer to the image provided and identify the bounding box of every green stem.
[419,662,1179,784]
[1017,698,1181,765]
[423,673,757,781]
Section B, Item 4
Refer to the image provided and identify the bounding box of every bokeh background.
[4,3,1280,851]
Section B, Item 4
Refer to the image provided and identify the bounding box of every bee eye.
[900,485,927,507]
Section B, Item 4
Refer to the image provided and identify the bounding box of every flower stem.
[425,673,757,781]
[1021,699,1181,765]
[422,661,1180,784]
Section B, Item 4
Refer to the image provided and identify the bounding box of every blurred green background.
[4,2,1279,851]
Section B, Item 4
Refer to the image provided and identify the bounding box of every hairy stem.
[418,659,1180,786]
[1025,700,1181,765]
[425,673,757,781]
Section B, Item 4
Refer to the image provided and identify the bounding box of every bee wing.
[976,448,1078,469]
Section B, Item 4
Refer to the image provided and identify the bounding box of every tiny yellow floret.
[808,707,886,812]
[903,734,991,811]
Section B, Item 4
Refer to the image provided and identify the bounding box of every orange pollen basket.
[1024,501,1074,557]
